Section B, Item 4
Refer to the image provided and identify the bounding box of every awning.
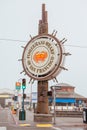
[56,98,76,103]
[49,98,76,103]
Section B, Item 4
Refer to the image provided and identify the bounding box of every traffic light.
[15,82,21,90]
[16,82,21,87]
[23,94,26,99]
[22,78,26,89]
[47,91,52,96]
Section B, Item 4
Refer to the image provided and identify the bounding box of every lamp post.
[53,86,56,124]
[51,85,61,124]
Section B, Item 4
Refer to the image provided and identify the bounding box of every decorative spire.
[38,4,48,34]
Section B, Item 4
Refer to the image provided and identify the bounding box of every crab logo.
[33,51,48,63]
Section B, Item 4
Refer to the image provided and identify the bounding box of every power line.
[0,38,87,48]
[0,38,27,43]
[64,45,87,48]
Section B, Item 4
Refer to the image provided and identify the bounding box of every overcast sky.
[0,0,87,97]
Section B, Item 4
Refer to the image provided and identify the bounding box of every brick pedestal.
[34,114,52,122]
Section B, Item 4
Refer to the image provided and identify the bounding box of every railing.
[51,110,83,117]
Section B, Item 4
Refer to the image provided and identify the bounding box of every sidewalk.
[11,109,87,128]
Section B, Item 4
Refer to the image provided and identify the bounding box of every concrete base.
[34,114,52,122]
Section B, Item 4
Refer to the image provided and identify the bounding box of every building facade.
[50,83,87,111]
[0,88,14,107]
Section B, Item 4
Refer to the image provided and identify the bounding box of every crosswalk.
[19,123,62,129]
[0,125,62,130]
[36,124,53,127]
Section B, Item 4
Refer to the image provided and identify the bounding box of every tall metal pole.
[53,86,56,124]
[22,89,24,111]
[30,81,32,110]
[19,78,26,120]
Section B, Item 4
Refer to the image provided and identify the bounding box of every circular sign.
[22,34,64,80]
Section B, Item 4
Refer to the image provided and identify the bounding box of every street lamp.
[30,81,32,110]
[51,85,61,124]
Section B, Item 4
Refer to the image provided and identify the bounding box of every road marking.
[9,110,18,125]
[0,127,7,130]
[52,126,62,130]
[36,124,53,127]
[19,124,30,127]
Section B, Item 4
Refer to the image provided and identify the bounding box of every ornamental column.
[36,4,49,114]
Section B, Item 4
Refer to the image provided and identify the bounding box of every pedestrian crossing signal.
[47,91,52,96]
[16,82,21,90]
[23,94,26,99]
[16,82,21,86]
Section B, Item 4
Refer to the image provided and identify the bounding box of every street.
[0,107,50,130]
[0,107,15,126]
[0,108,87,130]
